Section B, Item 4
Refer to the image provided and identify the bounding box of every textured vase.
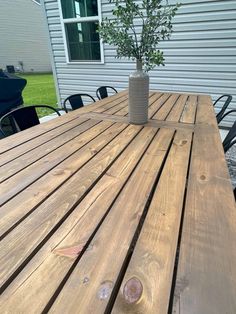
[128,59,149,125]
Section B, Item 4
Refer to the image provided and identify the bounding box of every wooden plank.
[0,117,90,167]
[152,94,180,121]
[0,90,127,154]
[61,90,127,116]
[0,94,133,180]
[60,90,127,117]
[0,112,85,154]
[93,94,128,113]
[48,128,175,314]
[85,93,170,122]
[112,130,192,314]
[0,95,130,172]
[0,122,128,238]
[180,95,198,124]
[146,120,194,131]
[0,92,131,171]
[0,119,101,182]
[114,92,161,117]
[93,92,157,116]
[107,99,128,117]
[194,95,216,127]
[78,113,195,131]
[0,127,157,313]
[0,124,141,288]
[166,95,189,122]
[148,93,171,118]
[0,120,113,205]
[102,98,128,115]
[172,96,236,314]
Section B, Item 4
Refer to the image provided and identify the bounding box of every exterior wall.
[43,0,236,127]
[0,0,51,73]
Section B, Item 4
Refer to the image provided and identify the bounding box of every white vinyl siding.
[43,0,236,127]
[0,0,51,73]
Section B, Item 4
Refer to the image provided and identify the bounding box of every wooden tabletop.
[0,91,235,314]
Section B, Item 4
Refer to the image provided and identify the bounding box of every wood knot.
[200,174,206,181]
[123,277,143,304]
[97,281,114,300]
[91,149,98,155]
[180,140,187,146]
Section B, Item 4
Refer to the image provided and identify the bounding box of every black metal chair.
[0,105,61,137]
[219,110,236,153]
[96,86,118,100]
[223,121,236,153]
[213,94,232,124]
[219,109,236,201]
[63,94,96,113]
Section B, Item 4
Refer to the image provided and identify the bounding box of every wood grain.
[0,117,89,167]
[0,90,127,154]
[0,127,157,313]
[0,111,84,154]
[0,91,235,314]
[93,94,128,113]
[49,128,174,314]
[0,124,140,288]
[0,122,128,238]
[114,92,161,117]
[180,95,198,124]
[152,94,180,121]
[0,119,112,205]
[0,119,100,182]
[78,112,195,132]
[172,96,236,314]
[112,130,192,314]
[166,95,188,122]
[148,93,171,118]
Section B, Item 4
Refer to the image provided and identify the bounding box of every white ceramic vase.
[128,59,149,125]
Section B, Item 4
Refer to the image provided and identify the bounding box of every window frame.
[58,0,104,64]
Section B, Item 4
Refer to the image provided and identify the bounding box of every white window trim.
[58,0,104,64]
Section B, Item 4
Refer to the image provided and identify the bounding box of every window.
[60,0,103,63]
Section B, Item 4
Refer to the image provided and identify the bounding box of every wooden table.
[0,91,235,314]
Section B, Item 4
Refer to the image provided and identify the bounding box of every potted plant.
[99,0,180,124]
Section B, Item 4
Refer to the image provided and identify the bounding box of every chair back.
[63,94,95,112]
[96,86,117,100]
[223,121,236,152]
[213,94,232,123]
[0,105,60,137]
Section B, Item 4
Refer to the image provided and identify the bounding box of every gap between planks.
[0,126,157,313]
[79,112,196,131]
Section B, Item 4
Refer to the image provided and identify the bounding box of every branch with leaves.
[99,0,180,71]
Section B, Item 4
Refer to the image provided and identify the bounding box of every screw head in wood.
[97,281,114,300]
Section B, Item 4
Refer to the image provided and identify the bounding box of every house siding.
[0,0,51,73]
[43,0,236,127]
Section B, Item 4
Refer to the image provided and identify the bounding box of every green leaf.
[98,0,180,71]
